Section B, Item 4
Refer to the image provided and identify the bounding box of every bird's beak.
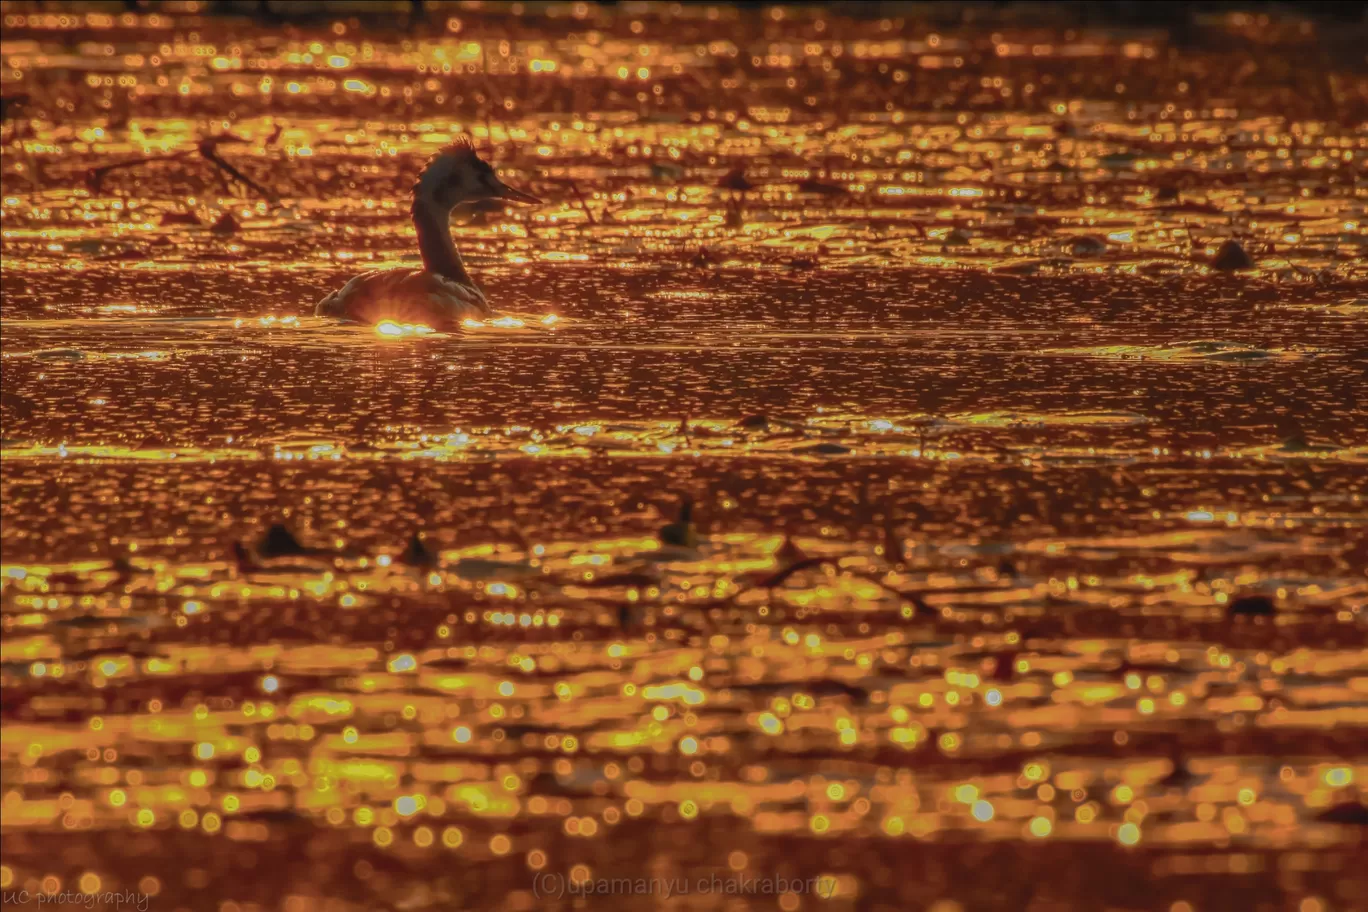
[493,179,542,205]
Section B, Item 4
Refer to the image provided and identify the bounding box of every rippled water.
[2,3,1367,911]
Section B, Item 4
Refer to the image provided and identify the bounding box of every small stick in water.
[566,179,597,226]
[84,152,188,193]
[398,531,440,570]
[198,137,278,204]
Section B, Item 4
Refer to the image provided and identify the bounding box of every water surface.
[2,3,1366,910]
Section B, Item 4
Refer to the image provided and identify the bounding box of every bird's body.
[317,268,488,329]
[316,137,540,328]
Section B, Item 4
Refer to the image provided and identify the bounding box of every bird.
[316,137,541,329]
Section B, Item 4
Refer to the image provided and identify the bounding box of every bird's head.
[413,137,542,212]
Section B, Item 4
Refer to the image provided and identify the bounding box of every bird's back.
[316,268,489,328]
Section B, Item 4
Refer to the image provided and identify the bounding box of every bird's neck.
[411,197,474,286]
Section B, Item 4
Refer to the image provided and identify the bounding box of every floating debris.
[1227,594,1276,617]
[398,531,439,569]
[1066,235,1108,257]
[210,212,241,236]
[158,210,202,227]
[1210,239,1256,271]
[1316,803,1368,826]
[256,523,314,559]
[659,499,697,548]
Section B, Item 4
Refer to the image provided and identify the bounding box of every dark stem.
[84,151,188,193]
[566,179,597,226]
[198,138,278,204]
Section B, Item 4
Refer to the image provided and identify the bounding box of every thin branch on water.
[84,152,189,193]
[80,130,280,203]
[565,178,597,226]
[198,136,279,204]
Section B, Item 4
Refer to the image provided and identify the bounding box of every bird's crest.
[421,135,480,170]
[413,135,481,197]
[438,134,477,158]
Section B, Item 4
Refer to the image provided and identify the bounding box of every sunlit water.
[2,3,1366,911]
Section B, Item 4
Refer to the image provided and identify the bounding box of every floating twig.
[565,178,597,226]
[198,136,278,204]
[81,129,281,202]
[85,151,188,193]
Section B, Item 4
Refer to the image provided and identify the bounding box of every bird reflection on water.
[1,2,1366,911]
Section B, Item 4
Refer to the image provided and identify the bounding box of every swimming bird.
[316,137,541,329]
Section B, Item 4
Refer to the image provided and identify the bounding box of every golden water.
[2,3,1366,910]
